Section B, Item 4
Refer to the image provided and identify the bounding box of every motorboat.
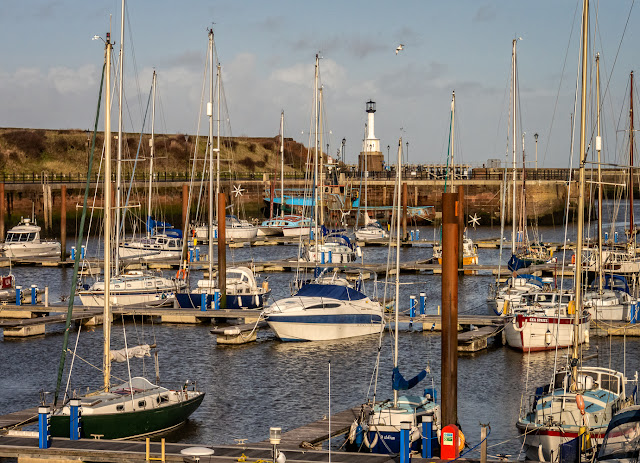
[1,217,61,259]
[487,274,545,316]
[175,266,271,310]
[596,405,640,463]
[264,281,384,341]
[301,233,360,264]
[118,233,183,261]
[78,270,186,307]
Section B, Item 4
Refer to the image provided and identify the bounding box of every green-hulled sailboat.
[50,10,203,439]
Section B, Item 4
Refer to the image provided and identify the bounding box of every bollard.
[45,286,49,307]
[16,285,22,306]
[615,231,619,243]
[409,295,417,318]
[71,246,76,261]
[410,230,415,241]
[38,406,51,449]
[604,232,609,242]
[321,252,325,265]
[195,247,200,261]
[69,398,81,440]
[480,423,488,463]
[200,292,207,312]
[419,292,426,315]
[214,228,218,240]
[213,289,220,310]
[632,303,638,324]
[400,421,411,463]
[310,229,314,240]
[328,250,332,263]
[80,245,86,259]
[416,229,420,240]
[31,285,37,305]
[422,415,433,458]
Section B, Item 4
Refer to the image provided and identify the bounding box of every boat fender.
[176,269,187,279]
[223,328,241,336]
[512,317,526,332]
[356,246,362,258]
[410,425,421,442]
[363,430,378,449]
[348,420,357,444]
[503,299,509,315]
[571,254,576,265]
[575,394,585,415]
[538,444,546,462]
[568,300,576,315]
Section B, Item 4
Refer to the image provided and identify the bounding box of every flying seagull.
[395,44,404,55]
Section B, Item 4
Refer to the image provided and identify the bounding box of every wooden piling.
[218,193,226,309]
[0,183,5,239]
[402,182,408,240]
[441,192,459,427]
[60,185,67,260]
[458,186,464,269]
[181,184,188,232]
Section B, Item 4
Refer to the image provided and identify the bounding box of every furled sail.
[110,344,151,363]
[392,367,427,390]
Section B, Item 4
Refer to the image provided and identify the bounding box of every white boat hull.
[2,242,61,258]
[267,318,383,341]
[504,313,590,351]
[78,290,175,307]
[282,226,311,237]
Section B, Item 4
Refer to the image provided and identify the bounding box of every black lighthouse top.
[366,100,376,113]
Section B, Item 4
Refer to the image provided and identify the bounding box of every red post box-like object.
[440,424,460,460]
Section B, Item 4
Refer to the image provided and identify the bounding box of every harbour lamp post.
[341,138,346,164]
[406,141,409,169]
[534,133,539,171]
[387,144,390,170]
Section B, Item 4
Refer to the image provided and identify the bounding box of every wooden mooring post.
[0,183,4,239]
[60,185,66,260]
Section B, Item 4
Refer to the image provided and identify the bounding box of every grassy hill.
[0,128,314,176]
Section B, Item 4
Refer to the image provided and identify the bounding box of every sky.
[1,1,639,168]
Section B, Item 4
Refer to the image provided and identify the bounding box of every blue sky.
[1,1,639,168]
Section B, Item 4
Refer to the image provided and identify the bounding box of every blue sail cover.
[392,367,427,390]
[146,217,183,238]
[295,283,367,301]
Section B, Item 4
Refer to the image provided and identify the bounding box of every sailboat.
[432,91,478,266]
[347,139,440,454]
[78,72,186,308]
[516,4,636,459]
[50,26,203,439]
[259,111,314,238]
[176,28,269,311]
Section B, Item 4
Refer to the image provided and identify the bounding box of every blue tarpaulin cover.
[295,283,367,301]
[392,367,427,390]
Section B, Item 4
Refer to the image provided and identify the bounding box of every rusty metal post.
[441,192,459,428]
[402,182,408,240]
[458,186,464,269]
[181,184,188,233]
[60,185,67,260]
[217,193,226,309]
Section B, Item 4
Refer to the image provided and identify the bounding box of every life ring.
[571,254,576,265]
[363,430,378,449]
[458,429,465,452]
[176,269,187,279]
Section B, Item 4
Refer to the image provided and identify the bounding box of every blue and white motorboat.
[584,275,637,321]
[176,266,270,310]
[301,233,360,264]
[264,280,384,341]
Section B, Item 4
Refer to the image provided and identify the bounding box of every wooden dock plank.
[0,407,40,430]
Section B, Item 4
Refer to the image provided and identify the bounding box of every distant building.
[487,158,501,169]
[358,101,385,172]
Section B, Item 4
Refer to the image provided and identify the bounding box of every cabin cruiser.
[118,233,183,261]
[1,217,61,259]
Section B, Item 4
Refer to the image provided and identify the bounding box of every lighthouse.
[358,100,384,172]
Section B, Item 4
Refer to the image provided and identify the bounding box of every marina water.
[1,219,639,459]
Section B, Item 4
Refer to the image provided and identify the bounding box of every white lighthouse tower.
[358,100,384,172]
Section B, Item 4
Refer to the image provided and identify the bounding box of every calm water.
[1,216,639,459]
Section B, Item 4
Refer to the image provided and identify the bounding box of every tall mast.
[572,0,589,387]
[393,137,403,408]
[319,87,325,227]
[521,133,526,243]
[216,63,221,222]
[630,71,635,247]
[114,0,125,271]
[596,54,603,293]
[147,71,156,240]
[207,29,214,282]
[103,32,113,392]
[280,110,285,218]
[313,54,319,247]
[511,39,518,254]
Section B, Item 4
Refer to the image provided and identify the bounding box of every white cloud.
[48,65,97,94]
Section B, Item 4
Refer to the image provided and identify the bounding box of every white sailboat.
[347,139,440,454]
[51,27,204,439]
[516,4,636,460]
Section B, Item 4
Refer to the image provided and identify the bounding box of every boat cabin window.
[159,395,169,403]
[158,238,166,245]
[138,400,146,407]
[560,295,572,304]
[306,303,341,309]
[169,240,178,248]
[601,374,620,394]
[116,404,124,411]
